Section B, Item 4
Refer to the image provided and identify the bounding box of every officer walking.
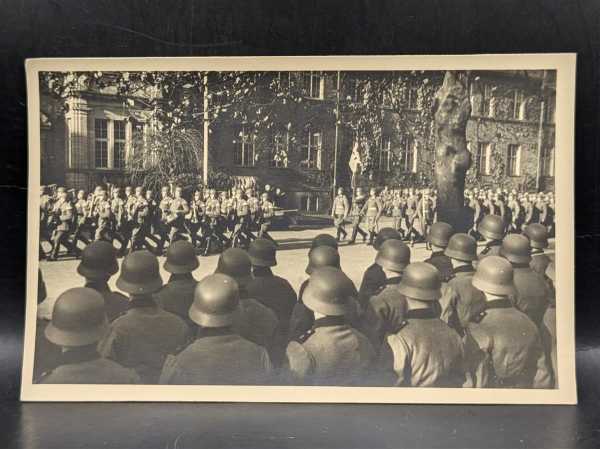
[361,187,383,246]
[98,251,190,383]
[463,256,551,388]
[423,222,455,284]
[284,267,375,385]
[40,287,140,384]
[154,240,199,327]
[348,187,368,244]
[331,187,350,242]
[49,187,77,261]
[159,274,273,385]
[76,241,129,322]
[378,262,466,387]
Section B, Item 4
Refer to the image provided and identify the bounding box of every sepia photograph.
[21,55,576,403]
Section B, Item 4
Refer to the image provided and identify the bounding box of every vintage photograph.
[22,56,576,403]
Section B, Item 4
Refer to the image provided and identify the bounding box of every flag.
[349,141,361,174]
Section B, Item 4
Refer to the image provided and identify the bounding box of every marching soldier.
[110,187,128,255]
[154,240,199,327]
[258,192,276,245]
[524,223,552,276]
[76,241,128,322]
[361,187,383,246]
[98,250,190,383]
[477,214,505,261]
[523,193,539,226]
[361,239,411,350]
[331,187,350,242]
[541,262,557,387]
[404,188,421,245]
[40,287,140,384]
[416,188,436,248]
[465,189,483,240]
[378,262,466,387]
[247,188,261,234]
[463,256,551,388]
[439,233,485,335]
[156,186,173,255]
[39,185,54,259]
[246,238,297,334]
[507,192,522,234]
[167,186,190,244]
[144,188,162,251]
[348,187,368,244]
[204,189,228,255]
[159,274,273,385]
[71,189,91,250]
[231,188,255,248]
[423,222,454,284]
[93,189,113,242]
[123,185,136,247]
[49,187,77,261]
[391,191,407,238]
[284,267,375,386]
[185,190,205,250]
[500,234,550,326]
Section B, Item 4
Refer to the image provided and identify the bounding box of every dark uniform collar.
[484,298,513,310]
[128,296,157,309]
[60,344,100,365]
[168,273,195,283]
[385,276,403,285]
[313,316,346,329]
[252,267,273,277]
[197,326,234,339]
[405,308,438,320]
[430,251,445,257]
[453,264,475,275]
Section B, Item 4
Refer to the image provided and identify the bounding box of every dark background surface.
[1,0,599,447]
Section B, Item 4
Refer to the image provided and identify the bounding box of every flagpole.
[333,71,341,200]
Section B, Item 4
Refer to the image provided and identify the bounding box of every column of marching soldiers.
[36,183,557,388]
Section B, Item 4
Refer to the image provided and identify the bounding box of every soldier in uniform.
[540,262,557,387]
[246,238,297,336]
[377,262,466,387]
[247,188,261,236]
[360,187,383,246]
[128,186,152,252]
[416,189,436,248]
[156,186,173,255]
[507,192,522,234]
[76,241,129,322]
[185,190,206,250]
[40,287,140,384]
[348,187,368,244]
[49,187,77,261]
[93,189,113,242]
[463,256,551,388]
[524,223,552,276]
[423,222,454,285]
[167,186,190,244]
[404,188,421,245]
[361,239,411,350]
[144,188,162,252]
[331,187,350,242]
[110,187,128,255]
[500,234,550,327]
[122,185,136,249]
[98,251,190,383]
[477,214,505,261]
[284,267,375,385]
[154,240,199,328]
[214,248,281,364]
[439,233,485,335]
[391,191,407,239]
[258,192,276,245]
[71,189,91,251]
[523,193,539,227]
[204,189,228,256]
[231,188,254,248]
[465,189,483,240]
[159,274,273,385]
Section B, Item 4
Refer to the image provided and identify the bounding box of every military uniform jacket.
[416,197,436,223]
[424,252,454,283]
[159,328,273,385]
[332,195,349,217]
[530,252,552,276]
[439,265,485,334]
[205,198,221,218]
[246,271,297,334]
[154,274,198,327]
[111,197,125,228]
[74,198,88,225]
[98,298,191,383]
[85,282,129,323]
[159,196,173,222]
[247,197,260,215]
[350,194,366,218]
[169,198,190,224]
[464,299,551,388]
[478,241,502,261]
[125,195,137,221]
[406,195,418,217]
[361,196,383,219]
[391,198,406,217]
[511,265,550,326]
[285,316,375,386]
[130,197,150,225]
[54,199,73,231]
[41,346,140,384]
[379,308,466,387]
[232,296,280,361]
[260,200,274,220]
[358,263,387,308]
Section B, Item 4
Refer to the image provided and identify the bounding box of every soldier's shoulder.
[293,327,316,344]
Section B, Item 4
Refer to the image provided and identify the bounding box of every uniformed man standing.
[361,239,411,350]
[76,241,129,322]
[499,234,550,326]
[49,187,77,261]
[98,251,190,383]
[159,274,273,385]
[167,186,190,244]
[40,287,140,384]
[439,233,485,335]
[524,223,552,276]
[331,187,350,242]
[463,256,551,388]
[154,240,199,328]
[361,187,383,246]
[377,262,466,387]
[284,267,375,385]
[423,222,455,285]
[416,188,436,248]
[348,187,368,244]
[477,214,505,261]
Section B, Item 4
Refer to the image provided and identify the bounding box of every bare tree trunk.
[433,71,472,232]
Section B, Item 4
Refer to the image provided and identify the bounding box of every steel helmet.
[427,222,454,248]
[545,261,555,283]
[373,227,401,251]
[189,274,240,327]
[310,233,338,251]
[215,248,253,287]
[472,256,516,296]
[305,245,341,275]
[248,238,277,267]
[397,262,442,301]
[164,240,199,274]
[445,233,478,262]
[478,214,505,241]
[375,239,411,273]
[500,234,532,264]
[523,223,549,249]
[302,267,353,316]
[116,250,163,295]
[77,241,119,281]
[45,287,108,346]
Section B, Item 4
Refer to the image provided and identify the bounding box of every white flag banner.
[349,141,361,173]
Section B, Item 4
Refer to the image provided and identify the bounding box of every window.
[481,83,494,117]
[94,119,108,168]
[476,142,492,175]
[507,144,521,176]
[269,131,289,168]
[234,125,255,167]
[113,120,126,169]
[300,72,323,99]
[300,194,319,213]
[399,134,416,173]
[346,78,364,103]
[301,129,323,169]
[406,86,418,109]
[541,146,554,177]
[378,135,392,171]
[511,90,524,120]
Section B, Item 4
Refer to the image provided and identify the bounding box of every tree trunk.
[433,71,473,232]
